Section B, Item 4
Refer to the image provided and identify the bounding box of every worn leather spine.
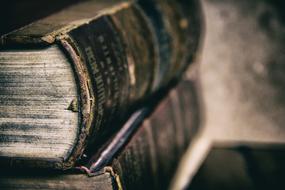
[111,79,200,190]
[137,0,202,89]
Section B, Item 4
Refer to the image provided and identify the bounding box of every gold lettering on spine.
[85,46,105,126]
[97,35,119,110]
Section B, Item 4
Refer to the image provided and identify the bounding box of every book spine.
[111,80,200,190]
[138,0,203,84]
[137,0,173,90]
[109,4,157,101]
[59,4,156,167]
[63,14,132,147]
[59,1,202,167]
[64,4,156,136]
[56,1,199,168]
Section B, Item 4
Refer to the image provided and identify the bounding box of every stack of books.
[0,0,203,189]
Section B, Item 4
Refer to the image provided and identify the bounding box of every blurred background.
[179,0,285,189]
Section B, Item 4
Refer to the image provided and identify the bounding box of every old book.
[0,0,202,169]
[0,76,201,190]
